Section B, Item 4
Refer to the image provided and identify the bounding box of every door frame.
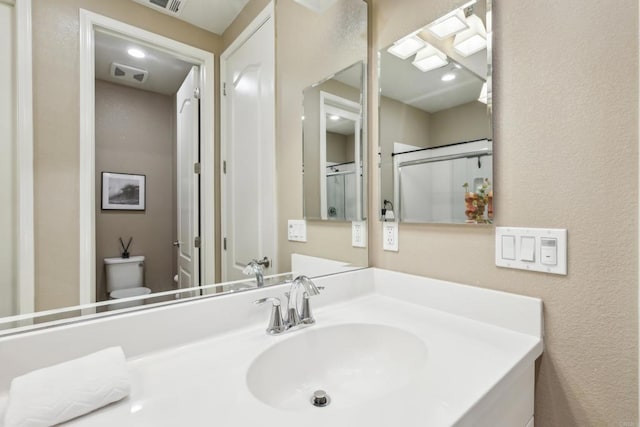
[11,0,35,315]
[78,10,215,304]
[220,1,276,281]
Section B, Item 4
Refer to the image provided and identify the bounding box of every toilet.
[104,256,151,308]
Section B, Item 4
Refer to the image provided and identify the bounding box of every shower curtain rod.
[326,160,356,168]
[398,149,492,169]
[391,138,492,157]
[326,170,356,177]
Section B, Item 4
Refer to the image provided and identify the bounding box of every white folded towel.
[4,347,131,427]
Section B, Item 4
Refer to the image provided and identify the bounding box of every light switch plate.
[288,220,307,242]
[352,221,367,248]
[383,222,399,252]
[495,227,567,275]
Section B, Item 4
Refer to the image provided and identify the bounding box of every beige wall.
[429,101,492,148]
[32,0,221,310]
[94,80,176,301]
[369,0,638,425]
[326,132,349,163]
[0,3,15,317]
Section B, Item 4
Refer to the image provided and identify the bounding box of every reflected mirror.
[0,0,368,333]
[303,62,366,221]
[378,0,493,224]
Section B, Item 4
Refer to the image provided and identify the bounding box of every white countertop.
[0,269,543,426]
[54,296,540,426]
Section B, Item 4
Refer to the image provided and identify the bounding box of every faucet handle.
[254,297,287,334]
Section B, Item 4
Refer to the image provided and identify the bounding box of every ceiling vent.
[131,0,188,17]
[110,63,149,84]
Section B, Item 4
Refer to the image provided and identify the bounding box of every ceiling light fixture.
[387,35,426,60]
[329,115,340,121]
[294,0,339,14]
[127,48,146,59]
[478,82,488,104]
[412,44,448,73]
[427,9,469,39]
[453,14,487,57]
[441,72,456,82]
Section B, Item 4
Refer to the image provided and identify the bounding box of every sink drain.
[311,390,331,407]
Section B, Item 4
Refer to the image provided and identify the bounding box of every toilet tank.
[104,256,145,292]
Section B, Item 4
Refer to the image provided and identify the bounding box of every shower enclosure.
[326,162,357,221]
[394,139,493,223]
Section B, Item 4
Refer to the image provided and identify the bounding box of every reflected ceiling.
[131,0,251,34]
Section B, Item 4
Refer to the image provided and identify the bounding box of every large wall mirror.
[378,0,493,224]
[0,0,368,333]
[303,61,366,221]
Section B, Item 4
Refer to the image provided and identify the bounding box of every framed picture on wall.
[101,172,146,211]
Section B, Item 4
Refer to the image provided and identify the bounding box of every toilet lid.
[110,287,151,299]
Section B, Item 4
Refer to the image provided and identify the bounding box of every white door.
[222,14,276,281]
[176,66,200,289]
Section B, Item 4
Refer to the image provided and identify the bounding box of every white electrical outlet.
[352,221,367,248]
[382,222,398,252]
[288,220,307,242]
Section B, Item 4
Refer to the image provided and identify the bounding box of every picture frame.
[101,172,146,211]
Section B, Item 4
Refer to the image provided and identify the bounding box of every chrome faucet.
[254,275,322,335]
[242,257,270,288]
[286,275,320,327]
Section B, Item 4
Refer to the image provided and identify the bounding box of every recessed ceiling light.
[478,82,488,104]
[441,73,456,82]
[387,36,426,60]
[412,44,448,73]
[127,48,146,59]
[329,115,340,121]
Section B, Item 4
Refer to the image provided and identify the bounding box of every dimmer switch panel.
[495,227,567,275]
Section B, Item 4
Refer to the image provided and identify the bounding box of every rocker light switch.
[520,236,535,262]
[501,235,516,260]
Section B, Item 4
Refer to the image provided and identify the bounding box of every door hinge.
[194,236,201,248]
[194,162,201,174]
[193,87,200,99]
[223,237,227,250]
[223,160,227,174]
[223,82,227,96]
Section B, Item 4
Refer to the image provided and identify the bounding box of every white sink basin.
[246,323,428,411]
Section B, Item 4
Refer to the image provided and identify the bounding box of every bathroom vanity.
[0,268,542,427]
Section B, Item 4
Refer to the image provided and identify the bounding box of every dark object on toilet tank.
[119,237,133,259]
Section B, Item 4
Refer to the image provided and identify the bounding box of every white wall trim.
[78,10,216,303]
[15,0,34,315]
[220,1,275,281]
